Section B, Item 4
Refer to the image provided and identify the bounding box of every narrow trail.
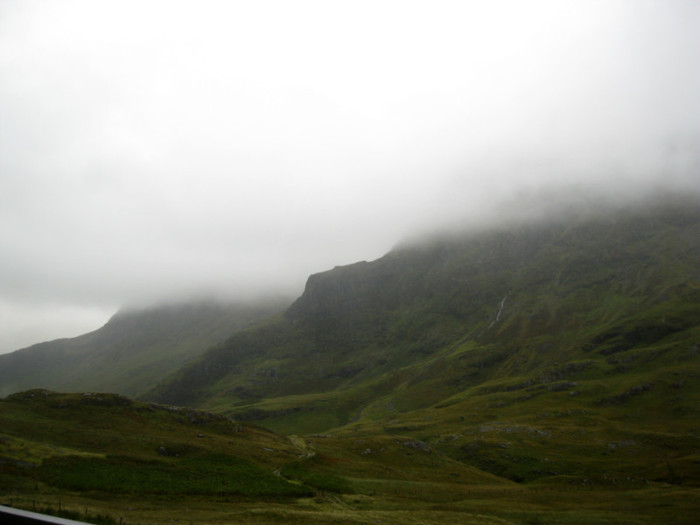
[288,434,316,459]
[272,435,315,477]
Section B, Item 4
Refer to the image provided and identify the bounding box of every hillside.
[7,390,699,524]
[0,389,327,522]
[2,196,700,524]
[0,299,289,398]
[144,196,700,486]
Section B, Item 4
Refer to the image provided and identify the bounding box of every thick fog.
[1,0,698,353]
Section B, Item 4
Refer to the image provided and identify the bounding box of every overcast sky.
[1,0,699,353]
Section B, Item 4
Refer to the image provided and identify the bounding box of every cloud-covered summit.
[1,0,698,352]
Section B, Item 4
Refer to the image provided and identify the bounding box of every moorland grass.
[38,453,313,497]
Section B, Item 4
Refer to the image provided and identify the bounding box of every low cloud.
[1,0,698,352]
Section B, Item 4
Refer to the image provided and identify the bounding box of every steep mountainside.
[2,197,700,524]
[144,197,700,485]
[0,299,289,397]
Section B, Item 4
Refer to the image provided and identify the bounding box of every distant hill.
[0,299,289,397]
[145,195,700,484]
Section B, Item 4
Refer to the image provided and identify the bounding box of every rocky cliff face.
[287,261,375,322]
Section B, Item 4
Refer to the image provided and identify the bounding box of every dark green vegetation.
[0,390,311,496]
[0,299,289,398]
[2,196,699,523]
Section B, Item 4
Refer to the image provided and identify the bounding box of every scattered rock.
[403,440,431,452]
[600,382,654,405]
[548,381,578,392]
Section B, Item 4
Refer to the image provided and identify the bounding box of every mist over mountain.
[3,192,696,402]
[143,195,699,437]
[0,298,289,397]
[2,0,699,353]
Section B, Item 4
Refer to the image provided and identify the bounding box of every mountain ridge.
[0,299,290,397]
[144,196,699,447]
[2,195,699,523]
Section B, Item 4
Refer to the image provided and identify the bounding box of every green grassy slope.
[141,196,700,494]
[0,299,289,398]
[0,390,310,496]
[2,390,699,524]
[147,201,697,404]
